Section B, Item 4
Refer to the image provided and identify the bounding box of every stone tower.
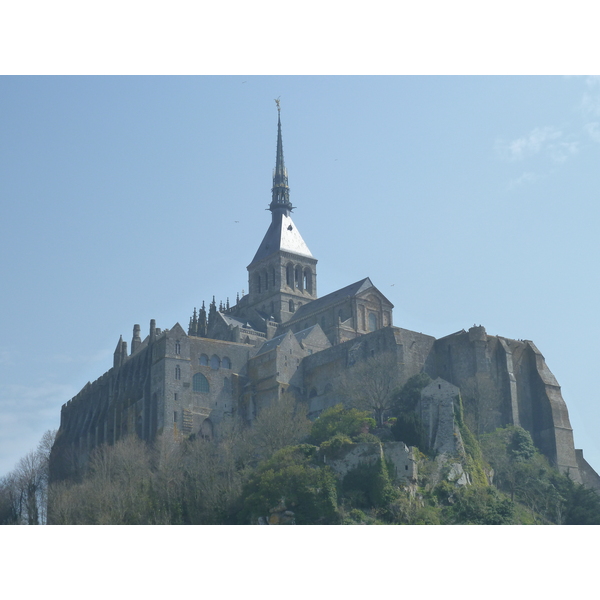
[245,105,318,324]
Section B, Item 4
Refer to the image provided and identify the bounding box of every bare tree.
[150,435,185,524]
[16,451,44,524]
[1,429,57,525]
[35,429,56,524]
[0,472,23,524]
[339,353,400,427]
[248,396,312,460]
[86,435,153,524]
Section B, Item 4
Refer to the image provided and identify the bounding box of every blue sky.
[2,75,600,477]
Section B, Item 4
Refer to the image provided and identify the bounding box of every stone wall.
[418,378,462,455]
[323,442,417,482]
[431,327,580,481]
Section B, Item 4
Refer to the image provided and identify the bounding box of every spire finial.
[270,102,293,217]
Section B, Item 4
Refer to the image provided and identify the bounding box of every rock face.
[432,327,581,482]
[417,378,462,455]
[322,442,417,483]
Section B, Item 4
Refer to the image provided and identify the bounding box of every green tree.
[341,458,397,509]
[310,404,375,445]
[444,485,514,525]
[551,474,600,525]
[238,445,338,524]
[480,425,537,501]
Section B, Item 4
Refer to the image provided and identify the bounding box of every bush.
[238,445,338,524]
[310,404,376,445]
[444,485,514,525]
[320,434,353,458]
[342,458,397,509]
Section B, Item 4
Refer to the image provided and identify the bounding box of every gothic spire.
[270,100,294,217]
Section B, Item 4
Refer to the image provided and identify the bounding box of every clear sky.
[2,75,600,477]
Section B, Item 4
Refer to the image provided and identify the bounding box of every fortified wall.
[52,318,590,486]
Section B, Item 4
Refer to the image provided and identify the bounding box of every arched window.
[222,356,231,369]
[264,270,269,290]
[175,341,181,355]
[193,372,210,393]
[286,263,294,287]
[175,365,181,380]
[295,265,302,289]
[303,269,312,294]
[210,355,220,370]
[309,388,318,398]
[199,354,209,366]
[271,267,276,287]
[289,299,295,313]
[368,312,377,332]
[256,273,261,294]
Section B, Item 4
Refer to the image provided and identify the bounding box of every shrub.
[238,444,338,524]
[310,404,376,445]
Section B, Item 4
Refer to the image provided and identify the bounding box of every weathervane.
[275,97,281,113]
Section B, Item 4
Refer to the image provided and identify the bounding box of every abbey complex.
[49,109,600,491]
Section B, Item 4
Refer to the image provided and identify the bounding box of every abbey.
[50,110,600,489]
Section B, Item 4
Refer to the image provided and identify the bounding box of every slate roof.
[219,312,266,332]
[255,330,293,356]
[255,324,323,356]
[250,213,313,265]
[289,277,375,322]
[293,324,322,346]
[219,313,250,328]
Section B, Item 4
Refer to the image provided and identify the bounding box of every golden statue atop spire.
[275,97,281,112]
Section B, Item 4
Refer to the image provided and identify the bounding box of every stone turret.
[131,324,142,354]
[113,335,128,369]
[198,302,207,337]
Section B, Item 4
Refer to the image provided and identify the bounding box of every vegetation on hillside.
[3,378,600,525]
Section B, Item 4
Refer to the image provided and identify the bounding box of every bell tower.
[246,102,318,324]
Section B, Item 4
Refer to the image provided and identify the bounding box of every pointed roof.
[250,105,313,265]
[286,277,392,323]
[114,335,124,354]
[255,329,296,356]
[250,212,313,264]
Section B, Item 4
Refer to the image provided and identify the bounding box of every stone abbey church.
[50,110,599,488]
